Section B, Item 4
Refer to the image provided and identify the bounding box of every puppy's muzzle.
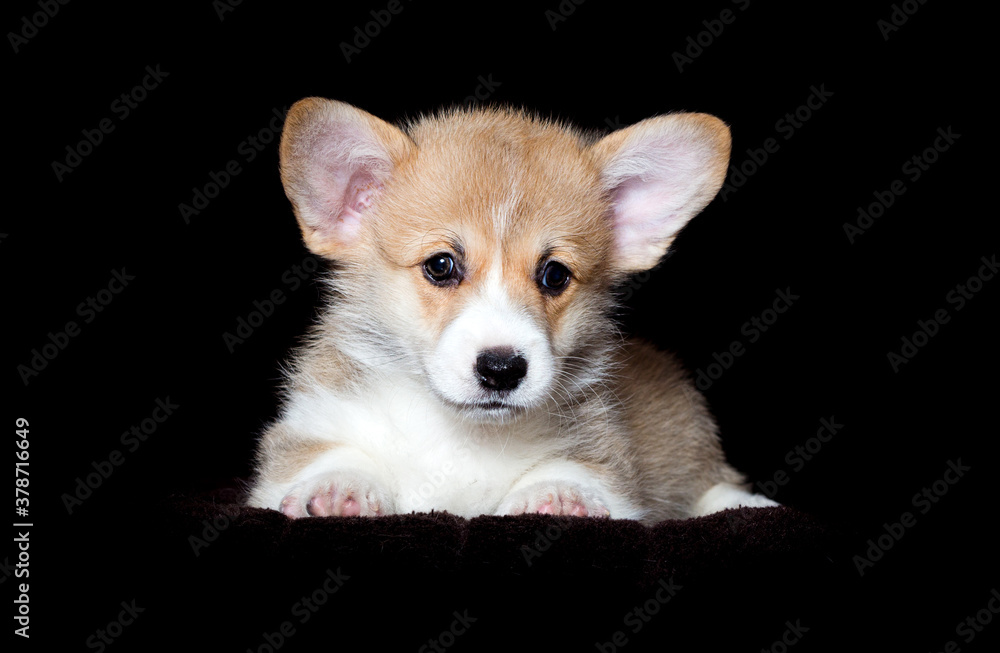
[475,348,528,392]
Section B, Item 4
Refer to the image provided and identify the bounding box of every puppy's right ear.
[279,98,414,259]
[589,112,731,274]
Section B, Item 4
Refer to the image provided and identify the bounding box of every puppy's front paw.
[693,482,780,516]
[497,481,611,518]
[279,472,392,519]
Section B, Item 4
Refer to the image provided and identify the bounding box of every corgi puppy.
[246,98,777,524]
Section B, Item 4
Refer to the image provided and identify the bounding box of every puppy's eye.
[423,253,458,284]
[539,261,571,294]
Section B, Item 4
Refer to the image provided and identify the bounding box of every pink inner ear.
[335,172,379,241]
[297,116,395,249]
[611,178,686,255]
[312,167,381,244]
[349,177,376,212]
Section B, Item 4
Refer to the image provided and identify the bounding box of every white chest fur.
[279,382,554,517]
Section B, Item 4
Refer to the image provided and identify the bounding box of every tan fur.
[248,99,754,523]
[253,424,339,485]
[619,341,745,520]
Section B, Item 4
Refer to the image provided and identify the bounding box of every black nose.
[476,348,528,392]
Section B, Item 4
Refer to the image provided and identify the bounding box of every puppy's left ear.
[590,113,731,273]
[279,98,415,260]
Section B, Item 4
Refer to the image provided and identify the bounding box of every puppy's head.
[279,99,730,420]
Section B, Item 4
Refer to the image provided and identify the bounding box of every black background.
[7,0,996,650]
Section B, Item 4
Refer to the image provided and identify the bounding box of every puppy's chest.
[288,385,544,514]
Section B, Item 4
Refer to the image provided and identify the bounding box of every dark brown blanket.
[105,488,851,652]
